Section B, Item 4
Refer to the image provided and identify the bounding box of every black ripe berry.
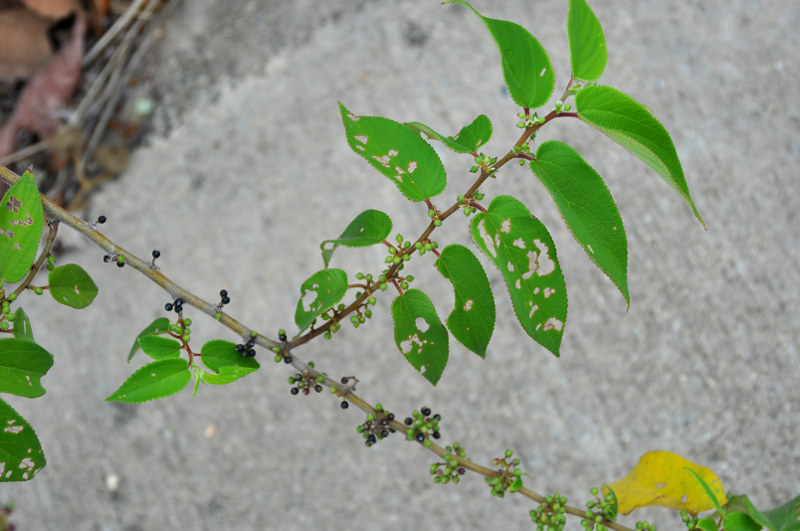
[152,249,161,259]
[235,344,245,352]
[97,215,107,224]
[415,433,425,443]
[116,261,125,268]
[380,430,389,438]
[103,255,111,263]
[290,387,299,395]
[340,401,349,409]
[432,431,441,439]
[246,339,255,349]
[174,305,183,313]
[246,349,256,357]
[165,303,173,311]
[279,332,288,342]
[421,407,432,416]
[174,298,184,306]
[283,355,292,364]
[404,417,413,426]
[433,413,442,421]
[314,384,323,393]
[219,289,228,298]
[221,296,230,305]
[387,413,395,421]
[341,377,349,384]
[367,434,377,445]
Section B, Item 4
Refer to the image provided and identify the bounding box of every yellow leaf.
[604,451,728,516]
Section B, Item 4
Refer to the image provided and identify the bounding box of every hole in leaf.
[6,196,21,212]
[415,317,429,333]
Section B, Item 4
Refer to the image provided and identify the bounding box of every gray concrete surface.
[1,0,799,529]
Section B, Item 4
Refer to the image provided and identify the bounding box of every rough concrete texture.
[1,0,799,529]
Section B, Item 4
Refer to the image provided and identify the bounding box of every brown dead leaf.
[0,8,53,81]
[0,12,86,157]
[21,0,82,20]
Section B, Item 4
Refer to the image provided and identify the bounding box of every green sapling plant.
[0,1,796,529]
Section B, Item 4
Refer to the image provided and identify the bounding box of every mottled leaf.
[445,0,555,108]
[471,195,567,357]
[0,338,53,398]
[0,398,46,481]
[576,85,704,225]
[321,209,392,268]
[339,103,446,201]
[435,244,495,357]
[529,141,628,305]
[295,269,348,334]
[105,359,191,403]
[405,114,492,153]
[567,0,606,81]
[391,289,449,385]
[0,171,44,283]
[604,451,728,516]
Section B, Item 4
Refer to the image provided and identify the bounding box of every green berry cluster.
[413,239,438,257]
[0,292,17,331]
[287,361,325,396]
[530,493,568,530]
[403,406,441,448]
[485,449,524,498]
[45,254,56,272]
[456,193,485,217]
[580,486,619,530]
[554,101,572,113]
[469,153,497,176]
[679,510,700,530]
[516,111,545,128]
[356,403,396,447]
[168,316,192,344]
[430,443,468,485]
[634,522,656,531]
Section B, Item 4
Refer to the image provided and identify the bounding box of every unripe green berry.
[7,293,16,302]
[324,332,332,339]
[395,234,403,243]
[427,209,435,217]
[368,296,376,305]
[356,272,364,280]
[433,219,442,227]
[400,281,409,290]
[364,309,372,318]
[0,322,8,331]
[33,287,43,295]
[393,256,401,264]
[214,312,222,320]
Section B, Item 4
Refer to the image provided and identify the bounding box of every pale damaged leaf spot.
[415,317,430,333]
[400,333,425,355]
[521,239,555,279]
[346,112,360,121]
[4,421,23,434]
[408,161,417,173]
[512,238,525,249]
[540,67,548,77]
[10,214,33,227]
[477,219,499,258]
[354,135,368,144]
[500,219,511,233]
[539,317,564,332]
[463,299,474,311]
[5,196,21,213]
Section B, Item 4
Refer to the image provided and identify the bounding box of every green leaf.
[722,512,764,531]
[321,209,392,268]
[201,365,257,385]
[697,518,720,531]
[445,1,555,108]
[471,195,567,357]
[391,289,449,385]
[435,244,495,357]
[0,338,53,398]
[509,476,523,492]
[339,103,447,201]
[294,269,348,333]
[137,335,182,360]
[105,359,191,403]
[575,85,704,226]
[48,263,98,309]
[200,340,260,374]
[0,171,45,283]
[128,317,171,362]
[12,307,34,341]
[405,114,493,154]
[745,494,800,531]
[567,0,607,81]
[529,141,628,305]
[0,398,46,481]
